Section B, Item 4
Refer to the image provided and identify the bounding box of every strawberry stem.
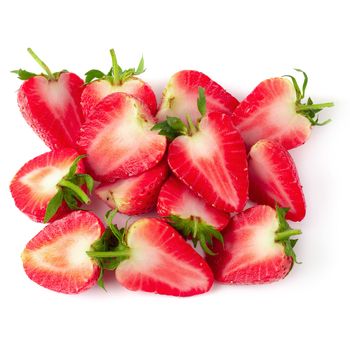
[109,49,120,85]
[27,48,54,80]
[296,102,334,111]
[185,114,197,135]
[86,250,130,258]
[275,229,301,242]
[58,179,90,204]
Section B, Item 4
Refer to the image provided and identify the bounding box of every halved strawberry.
[21,210,104,294]
[154,88,248,213]
[78,92,167,182]
[95,159,169,215]
[81,49,157,116]
[233,69,334,150]
[248,140,306,221]
[10,149,93,223]
[207,205,301,284]
[156,70,239,124]
[87,212,214,297]
[13,48,84,150]
[157,176,229,254]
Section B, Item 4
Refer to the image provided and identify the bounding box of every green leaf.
[197,87,207,117]
[135,55,145,75]
[294,68,308,99]
[120,68,136,82]
[11,69,37,80]
[151,116,188,140]
[96,268,106,291]
[44,189,64,223]
[62,189,79,210]
[65,155,86,179]
[84,69,106,84]
[105,209,123,240]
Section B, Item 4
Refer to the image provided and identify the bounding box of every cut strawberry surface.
[249,140,306,221]
[21,211,104,294]
[78,92,167,182]
[10,149,93,223]
[82,49,157,116]
[233,70,334,150]
[14,48,84,150]
[207,205,301,284]
[156,70,239,124]
[96,159,169,215]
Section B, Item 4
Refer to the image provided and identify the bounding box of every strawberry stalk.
[275,229,302,241]
[58,179,90,204]
[110,49,121,85]
[86,250,130,258]
[27,48,55,80]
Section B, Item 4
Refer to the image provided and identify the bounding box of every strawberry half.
[95,159,169,215]
[21,211,104,294]
[248,140,306,221]
[10,149,94,223]
[13,48,84,150]
[87,212,214,297]
[156,70,239,124]
[153,88,248,212]
[157,176,229,254]
[207,205,301,284]
[81,49,157,116]
[233,69,334,150]
[78,92,167,182]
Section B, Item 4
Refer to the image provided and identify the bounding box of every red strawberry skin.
[168,112,248,213]
[21,211,104,294]
[78,92,167,182]
[207,205,292,284]
[17,73,85,150]
[10,148,85,222]
[95,159,169,215]
[249,140,306,221]
[233,78,311,150]
[156,70,239,123]
[157,176,229,230]
[115,218,214,297]
[81,77,157,117]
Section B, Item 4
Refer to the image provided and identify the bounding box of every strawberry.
[78,92,167,182]
[87,211,214,296]
[157,176,229,254]
[233,69,334,150]
[10,149,94,223]
[248,140,306,221]
[81,49,157,116]
[153,88,248,212]
[13,48,84,150]
[156,70,239,124]
[207,205,301,284]
[21,210,104,294]
[95,159,169,215]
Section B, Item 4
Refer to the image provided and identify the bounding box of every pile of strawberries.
[10,48,333,296]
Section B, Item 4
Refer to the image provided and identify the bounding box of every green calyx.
[12,48,66,81]
[284,68,334,126]
[43,155,94,223]
[274,205,302,264]
[84,49,145,85]
[167,214,223,256]
[86,209,130,290]
[151,86,207,140]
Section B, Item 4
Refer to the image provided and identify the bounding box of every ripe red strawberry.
[88,212,214,296]
[95,159,169,215]
[156,70,239,124]
[207,205,301,284]
[81,49,157,117]
[78,92,167,182]
[10,149,93,223]
[13,48,84,150]
[233,69,334,150]
[153,88,248,213]
[21,211,104,294]
[157,176,229,254]
[248,140,306,221]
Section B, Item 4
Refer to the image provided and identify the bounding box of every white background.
[0,1,349,349]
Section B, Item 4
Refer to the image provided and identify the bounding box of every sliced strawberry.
[248,140,306,221]
[95,159,169,215]
[156,70,239,124]
[157,176,229,254]
[78,92,167,182]
[81,49,157,116]
[207,205,301,284]
[10,149,93,223]
[233,69,334,150]
[21,211,104,294]
[14,48,84,150]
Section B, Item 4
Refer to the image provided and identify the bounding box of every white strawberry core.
[94,79,144,99]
